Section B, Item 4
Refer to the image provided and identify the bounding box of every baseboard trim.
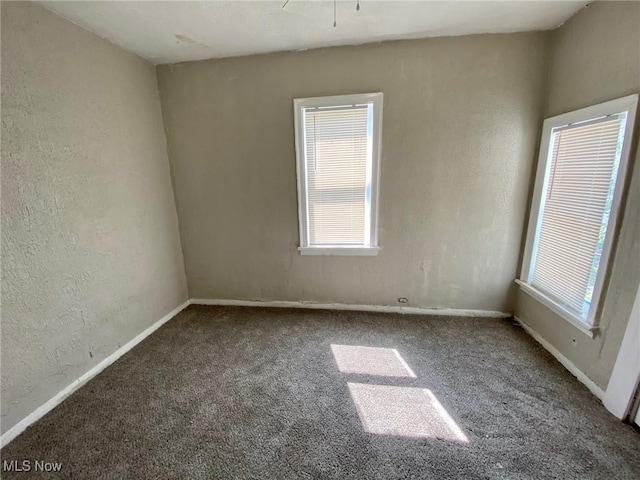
[0,299,191,449]
[190,298,511,318]
[514,315,605,400]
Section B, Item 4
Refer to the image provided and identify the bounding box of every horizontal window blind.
[303,105,371,246]
[531,114,625,319]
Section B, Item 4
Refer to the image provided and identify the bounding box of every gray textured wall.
[1,2,188,434]
[157,32,548,312]
[516,1,640,389]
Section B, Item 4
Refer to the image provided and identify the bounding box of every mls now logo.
[3,460,63,472]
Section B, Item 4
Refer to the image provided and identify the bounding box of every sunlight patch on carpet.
[347,383,469,442]
[331,345,416,377]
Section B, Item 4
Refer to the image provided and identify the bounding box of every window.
[518,95,638,334]
[293,93,383,255]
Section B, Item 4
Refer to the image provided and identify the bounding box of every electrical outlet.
[398,297,408,304]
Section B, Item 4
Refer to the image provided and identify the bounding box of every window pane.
[531,114,625,320]
[304,105,371,246]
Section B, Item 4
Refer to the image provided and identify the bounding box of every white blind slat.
[531,115,624,317]
[304,105,371,246]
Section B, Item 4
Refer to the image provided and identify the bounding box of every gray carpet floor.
[2,305,639,479]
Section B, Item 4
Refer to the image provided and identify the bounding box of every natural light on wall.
[518,94,638,333]
[294,93,383,256]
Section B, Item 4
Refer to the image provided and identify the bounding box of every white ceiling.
[39,1,588,65]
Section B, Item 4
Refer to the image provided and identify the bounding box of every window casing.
[518,95,638,336]
[294,93,383,255]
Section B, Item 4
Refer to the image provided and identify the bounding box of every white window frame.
[517,94,638,337]
[293,92,383,256]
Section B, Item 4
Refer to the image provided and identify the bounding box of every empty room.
[2,0,640,477]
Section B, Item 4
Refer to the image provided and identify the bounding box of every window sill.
[515,280,597,338]
[298,246,381,256]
